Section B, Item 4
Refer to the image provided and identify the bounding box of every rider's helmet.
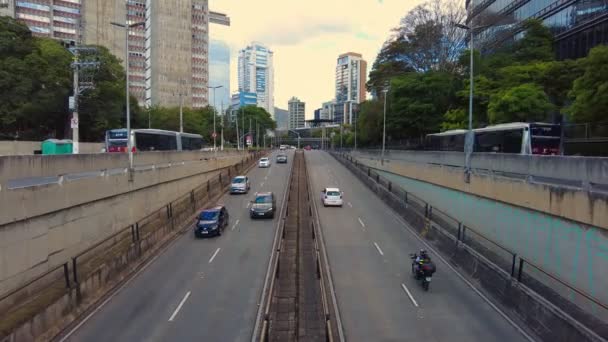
[419,249,428,259]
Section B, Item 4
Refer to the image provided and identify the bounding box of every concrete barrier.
[333,152,608,342]
[0,151,252,297]
[351,150,608,230]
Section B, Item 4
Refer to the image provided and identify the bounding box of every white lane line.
[246,202,251,208]
[231,219,240,231]
[401,283,419,307]
[373,242,384,256]
[168,291,191,321]
[208,248,221,264]
[358,217,365,228]
[260,182,265,187]
[347,202,352,208]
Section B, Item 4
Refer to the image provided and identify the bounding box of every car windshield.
[255,195,272,203]
[260,158,268,162]
[327,191,340,196]
[199,211,219,220]
[278,155,286,158]
[232,178,245,183]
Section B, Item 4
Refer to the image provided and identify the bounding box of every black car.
[194,206,229,237]
[250,192,276,219]
[276,154,287,163]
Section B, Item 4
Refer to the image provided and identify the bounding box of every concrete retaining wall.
[0,141,104,156]
[351,150,608,230]
[0,151,251,297]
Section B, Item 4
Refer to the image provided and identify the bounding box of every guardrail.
[334,152,608,340]
[0,152,263,339]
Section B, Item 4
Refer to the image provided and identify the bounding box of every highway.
[59,150,293,342]
[306,150,530,342]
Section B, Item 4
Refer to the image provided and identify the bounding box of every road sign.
[246,135,252,146]
[70,117,79,129]
[212,132,217,138]
[68,96,75,111]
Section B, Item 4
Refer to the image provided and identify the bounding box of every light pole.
[382,84,389,161]
[454,22,490,182]
[111,19,145,172]
[289,130,301,149]
[207,85,222,150]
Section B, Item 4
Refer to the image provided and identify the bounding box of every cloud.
[251,18,354,46]
[355,31,378,41]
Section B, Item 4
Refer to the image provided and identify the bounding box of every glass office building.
[468,0,608,59]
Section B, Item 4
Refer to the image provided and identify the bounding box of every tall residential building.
[334,52,367,125]
[8,0,230,108]
[274,107,289,130]
[238,42,275,118]
[321,101,335,121]
[468,0,608,59]
[209,40,231,109]
[288,97,305,129]
[1,0,14,17]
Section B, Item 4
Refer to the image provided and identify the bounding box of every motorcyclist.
[412,249,435,278]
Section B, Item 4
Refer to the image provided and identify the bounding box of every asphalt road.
[61,150,293,342]
[306,150,530,342]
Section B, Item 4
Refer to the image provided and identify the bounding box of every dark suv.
[194,206,229,237]
[250,192,276,219]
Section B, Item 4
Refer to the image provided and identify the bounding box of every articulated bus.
[105,129,204,152]
[425,122,562,155]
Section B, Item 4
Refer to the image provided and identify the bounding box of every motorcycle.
[410,254,434,291]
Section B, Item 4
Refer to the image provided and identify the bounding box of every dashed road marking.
[168,291,191,321]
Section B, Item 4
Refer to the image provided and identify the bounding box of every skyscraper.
[288,97,305,129]
[468,0,608,59]
[334,52,367,125]
[238,42,275,118]
[274,107,289,130]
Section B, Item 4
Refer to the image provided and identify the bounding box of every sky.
[210,0,424,119]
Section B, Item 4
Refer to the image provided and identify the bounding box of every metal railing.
[334,152,608,323]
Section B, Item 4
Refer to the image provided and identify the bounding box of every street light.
[110,19,145,173]
[207,85,222,150]
[382,83,390,161]
[454,22,491,182]
[288,130,301,149]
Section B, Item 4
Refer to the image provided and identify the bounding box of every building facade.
[6,0,230,108]
[274,107,289,130]
[321,101,334,121]
[209,39,230,109]
[468,0,608,59]
[238,42,275,118]
[288,97,305,129]
[334,52,367,125]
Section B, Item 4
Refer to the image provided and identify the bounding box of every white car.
[230,175,250,194]
[279,145,287,150]
[321,187,343,207]
[258,157,270,168]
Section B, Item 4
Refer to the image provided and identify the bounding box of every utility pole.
[256,121,259,147]
[68,46,99,154]
[220,101,224,151]
[235,109,240,150]
[242,107,245,150]
[72,52,79,154]
[249,118,252,148]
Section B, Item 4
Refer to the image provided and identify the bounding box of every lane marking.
[246,202,251,208]
[358,217,365,228]
[168,291,191,321]
[347,202,352,208]
[208,248,221,264]
[373,242,384,256]
[401,283,419,307]
[231,219,240,231]
[260,182,265,187]
[264,176,268,180]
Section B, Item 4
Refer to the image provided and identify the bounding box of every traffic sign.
[70,117,79,129]
[212,132,217,138]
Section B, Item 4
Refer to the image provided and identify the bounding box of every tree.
[513,19,554,64]
[488,83,554,123]
[389,71,461,138]
[0,17,72,139]
[567,45,608,123]
[357,100,384,145]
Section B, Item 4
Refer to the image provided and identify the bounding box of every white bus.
[105,129,204,152]
[425,122,562,155]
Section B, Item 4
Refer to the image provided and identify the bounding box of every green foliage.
[566,45,608,123]
[389,71,461,138]
[357,100,384,145]
[441,108,467,131]
[488,83,554,124]
[513,19,554,64]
